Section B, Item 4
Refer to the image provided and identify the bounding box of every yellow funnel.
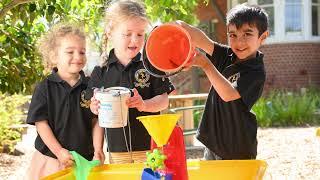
[137,114,181,147]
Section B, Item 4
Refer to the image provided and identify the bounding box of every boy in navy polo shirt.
[26,23,104,179]
[177,4,269,160]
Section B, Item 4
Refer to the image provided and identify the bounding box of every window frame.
[311,0,320,36]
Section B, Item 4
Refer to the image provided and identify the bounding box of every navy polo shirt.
[196,42,266,159]
[87,49,175,152]
[27,68,94,160]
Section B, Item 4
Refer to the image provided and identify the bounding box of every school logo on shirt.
[80,90,91,108]
[228,72,240,88]
[134,69,150,88]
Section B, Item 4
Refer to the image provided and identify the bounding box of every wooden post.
[168,94,208,146]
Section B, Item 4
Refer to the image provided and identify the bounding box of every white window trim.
[228,0,320,44]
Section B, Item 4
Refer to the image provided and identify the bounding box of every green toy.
[145,149,166,171]
[70,151,100,180]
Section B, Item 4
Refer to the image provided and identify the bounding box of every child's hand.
[182,50,210,71]
[175,20,209,49]
[190,50,211,69]
[126,88,146,112]
[93,150,105,165]
[90,95,100,115]
[56,148,74,168]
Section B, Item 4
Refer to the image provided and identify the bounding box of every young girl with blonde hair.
[89,0,174,164]
[26,22,104,179]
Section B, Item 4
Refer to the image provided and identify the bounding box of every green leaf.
[71,0,79,9]
[29,3,37,12]
[179,6,187,15]
[0,35,6,42]
[47,5,55,15]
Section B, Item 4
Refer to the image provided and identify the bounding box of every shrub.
[193,99,206,128]
[253,88,320,127]
[0,93,29,153]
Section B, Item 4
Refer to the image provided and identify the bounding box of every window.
[258,0,275,35]
[238,0,248,3]
[312,0,320,36]
[230,0,248,8]
[199,20,216,40]
[285,0,303,34]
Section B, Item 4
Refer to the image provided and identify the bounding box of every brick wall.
[194,42,320,93]
[170,1,320,94]
[195,0,227,44]
[261,43,320,91]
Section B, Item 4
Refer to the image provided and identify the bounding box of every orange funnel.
[146,24,194,72]
[137,114,181,147]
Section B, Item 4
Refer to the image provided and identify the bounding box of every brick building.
[171,0,320,94]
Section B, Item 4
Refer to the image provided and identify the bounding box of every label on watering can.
[95,87,131,128]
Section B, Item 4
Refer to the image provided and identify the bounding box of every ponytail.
[101,32,109,67]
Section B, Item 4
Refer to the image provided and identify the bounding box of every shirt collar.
[228,51,264,66]
[48,67,86,84]
[107,49,142,66]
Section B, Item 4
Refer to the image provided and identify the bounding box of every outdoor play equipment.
[138,114,188,180]
[142,24,195,77]
[43,160,267,180]
[316,128,320,137]
[43,113,267,180]
[69,151,100,180]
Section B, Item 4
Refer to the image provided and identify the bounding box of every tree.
[0,0,201,94]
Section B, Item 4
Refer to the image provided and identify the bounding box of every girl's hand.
[56,148,74,168]
[90,95,100,115]
[126,88,146,112]
[93,150,105,165]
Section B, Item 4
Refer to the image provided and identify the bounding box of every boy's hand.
[176,20,208,48]
[93,150,105,165]
[90,95,100,115]
[175,20,214,55]
[56,148,74,168]
[126,88,146,112]
[183,50,210,70]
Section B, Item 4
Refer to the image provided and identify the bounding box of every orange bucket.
[145,24,195,73]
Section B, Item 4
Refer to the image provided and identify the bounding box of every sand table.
[1,126,319,179]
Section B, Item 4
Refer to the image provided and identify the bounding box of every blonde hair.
[37,22,86,71]
[101,0,149,65]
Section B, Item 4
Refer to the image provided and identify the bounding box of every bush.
[193,99,206,128]
[253,88,320,127]
[0,93,29,153]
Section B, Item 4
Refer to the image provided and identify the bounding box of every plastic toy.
[145,149,166,171]
[70,151,100,180]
